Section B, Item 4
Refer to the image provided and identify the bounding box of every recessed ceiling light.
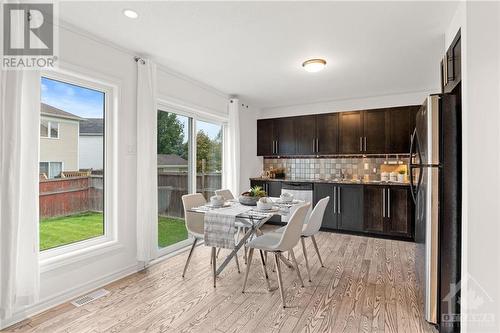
[123,9,138,19]
[302,58,327,73]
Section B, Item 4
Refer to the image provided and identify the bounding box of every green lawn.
[39,212,187,251]
[40,212,104,251]
[158,216,188,248]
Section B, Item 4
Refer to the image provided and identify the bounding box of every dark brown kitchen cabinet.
[337,185,364,232]
[363,185,413,238]
[362,109,387,154]
[257,119,275,156]
[295,116,317,155]
[275,117,295,155]
[316,113,339,154]
[313,183,336,229]
[339,111,363,154]
[387,106,420,154]
[442,30,461,93]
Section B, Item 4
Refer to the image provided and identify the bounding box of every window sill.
[40,237,123,273]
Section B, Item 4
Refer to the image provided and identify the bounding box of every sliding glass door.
[196,120,223,199]
[157,111,191,250]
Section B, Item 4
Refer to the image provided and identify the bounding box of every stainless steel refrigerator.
[410,93,461,332]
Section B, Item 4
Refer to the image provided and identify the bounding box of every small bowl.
[257,201,273,211]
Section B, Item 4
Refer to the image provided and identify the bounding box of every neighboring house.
[157,154,188,172]
[40,103,82,178]
[79,118,104,170]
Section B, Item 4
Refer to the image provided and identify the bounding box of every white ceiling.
[59,1,458,108]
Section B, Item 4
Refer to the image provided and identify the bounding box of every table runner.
[204,205,252,249]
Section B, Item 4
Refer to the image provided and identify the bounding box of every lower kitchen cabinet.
[313,183,336,229]
[313,184,363,232]
[363,185,413,238]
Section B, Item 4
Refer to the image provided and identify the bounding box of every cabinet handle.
[312,139,316,153]
[364,137,367,151]
[333,186,336,214]
[316,138,319,153]
[443,55,448,86]
[387,188,391,218]
[276,140,279,154]
[337,187,341,214]
[360,137,363,151]
[382,188,386,218]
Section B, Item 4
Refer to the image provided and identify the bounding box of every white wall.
[79,136,103,170]
[457,2,500,332]
[4,20,230,328]
[258,90,436,119]
[237,102,262,191]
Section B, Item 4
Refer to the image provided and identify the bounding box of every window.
[39,76,106,251]
[196,120,223,199]
[157,111,191,250]
[40,161,63,179]
[40,120,59,138]
[156,107,225,254]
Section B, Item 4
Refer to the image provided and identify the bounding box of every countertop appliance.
[410,93,461,331]
[281,182,313,222]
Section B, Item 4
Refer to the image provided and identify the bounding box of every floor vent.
[71,289,109,307]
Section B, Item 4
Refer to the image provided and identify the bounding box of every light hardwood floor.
[4,230,437,333]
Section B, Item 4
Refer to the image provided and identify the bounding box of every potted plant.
[239,185,267,206]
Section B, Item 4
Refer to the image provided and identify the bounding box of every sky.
[41,77,104,118]
[42,76,222,138]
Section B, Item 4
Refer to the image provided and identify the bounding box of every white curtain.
[136,59,158,264]
[0,69,41,323]
[223,99,240,196]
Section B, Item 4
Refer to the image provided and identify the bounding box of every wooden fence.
[39,176,103,218]
[158,172,222,218]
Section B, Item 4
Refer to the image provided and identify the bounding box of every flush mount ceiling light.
[123,9,139,19]
[302,58,327,73]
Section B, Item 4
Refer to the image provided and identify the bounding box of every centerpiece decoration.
[239,185,267,206]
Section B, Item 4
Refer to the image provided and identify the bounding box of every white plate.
[276,199,299,204]
[252,207,280,213]
[205,203,232,208]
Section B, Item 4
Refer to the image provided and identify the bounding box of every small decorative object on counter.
[239,185,267,206]
[398,169,406,183]
[381,172,389,182]
[257,197,273,211]
[390,172,398,182]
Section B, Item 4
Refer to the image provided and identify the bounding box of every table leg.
[216,227,255,276]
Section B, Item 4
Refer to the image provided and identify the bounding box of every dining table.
[188,197,305,277]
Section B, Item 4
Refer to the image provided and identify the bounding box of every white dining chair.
[272,197,329,282]
[242,202,310,308]
[215,189,235,200]
[181,193,208,278]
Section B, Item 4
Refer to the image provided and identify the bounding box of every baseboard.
[0,263,139,330]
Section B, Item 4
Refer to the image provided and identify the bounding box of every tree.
[196,129,222,173]
[157,112,188,159]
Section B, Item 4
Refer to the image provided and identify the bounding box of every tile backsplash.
[263,156,409,180]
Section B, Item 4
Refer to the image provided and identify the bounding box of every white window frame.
[40,120,59,139]
[156,98,227,257]
[39,161,63,179]
[39,66,121,272]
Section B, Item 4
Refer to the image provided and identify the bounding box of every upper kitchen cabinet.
[362,109,387,154]
[339,111,363,154]
[387,106,420,154]
[316,113,339,154]
[275,117,296,155]
[442,29,461,93]
[295,115,317,155]
[256,117,296,156]
[257,119,276,156]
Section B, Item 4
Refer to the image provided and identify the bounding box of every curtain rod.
[134,56,146,64]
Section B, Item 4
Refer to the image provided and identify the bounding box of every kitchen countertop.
[250,177,411,187]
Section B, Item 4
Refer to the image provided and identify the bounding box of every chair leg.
[301,237,312,282]
[182,238,198,278]
[212,247,217,288]
[216,247,221,258]
[274,253,286,308]
[242,248,254,293]
[234,250,241,273]
[289,248,304,287]
[259,250,271,291]
[311,235,324,267]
